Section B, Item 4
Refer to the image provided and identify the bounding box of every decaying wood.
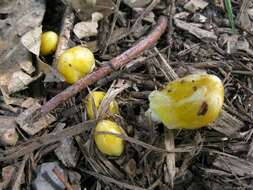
[16,103,56,135]
[213,155,253,177]
[211,110,245,137]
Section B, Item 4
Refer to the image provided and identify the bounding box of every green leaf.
[224,0,236,33]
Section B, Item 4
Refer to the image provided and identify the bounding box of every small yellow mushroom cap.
[40,31,58,56]
[148,74,224,129]
[57,46,95,84]
[94,120,124,156]
[86,91,119,119]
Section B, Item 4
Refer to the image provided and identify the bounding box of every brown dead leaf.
[74,22,98,39]
[19,61,35,75]
[37,56,64,82]
[184,0,209,12]
[8,71,33,94]
[0,0,45,69]
[123,0,152,8]
[64,0,114,21]
[21,26,42,56]
[73,11,104,39]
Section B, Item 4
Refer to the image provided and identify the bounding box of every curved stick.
[41,16,168,114]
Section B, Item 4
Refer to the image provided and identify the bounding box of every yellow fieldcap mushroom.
[57,46,95,84]
[86,91,119,119]
[148,74,224,129]
[40,31,58,56]
[94,120,125,156]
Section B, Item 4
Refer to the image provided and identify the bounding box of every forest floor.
[0,0,253,189]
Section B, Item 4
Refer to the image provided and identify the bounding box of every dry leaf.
[21,26,42,56]
[37,56,64,82]
[91,12,104,22]
[0,86,25,106]
[21,97,39,108]
[86,40,99,52]
[0,0,45,69]
[227,35,253,56]
[73,22,98,39]
[123,0,152,8]
[248,8,253,20]
[184,0,209,12]
[64,0,114,21]
[8,71,34,94]
[19,61,35,75]
[0,0,17,14]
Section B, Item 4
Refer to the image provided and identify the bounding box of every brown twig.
[166,0,175,59]
[41,16,168,114]
[53,167,75,190]
[102,0,122,55]
[131,0,160,31]
[108,0,161,45]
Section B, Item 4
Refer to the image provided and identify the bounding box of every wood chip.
[211,110,245,137]
[174,19,217,40]
[16,103,56,135]
[184,0,208,12]
[213,155,253,176]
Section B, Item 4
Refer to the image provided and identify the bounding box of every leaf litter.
[0,0,253,189]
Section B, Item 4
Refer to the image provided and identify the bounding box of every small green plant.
[224,0,235,33]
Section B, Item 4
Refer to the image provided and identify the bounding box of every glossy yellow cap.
[86,91,119,119]
[57,46,95,84]
[148,74,224,129]
[40,31,58,56]
[94,120,124,156]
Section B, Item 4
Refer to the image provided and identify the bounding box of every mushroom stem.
[164,129,176,187]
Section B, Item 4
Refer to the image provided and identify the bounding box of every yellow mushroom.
[147,74,224,129]
[94,120,125,156]
[57,46,95,84]
[86,91,119,119]
[40,31,58,56]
